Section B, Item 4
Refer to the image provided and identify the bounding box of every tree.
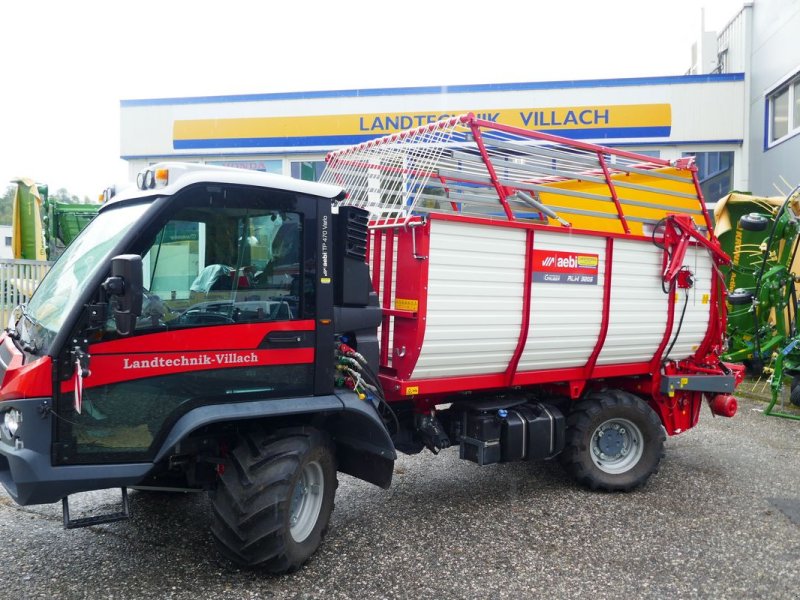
[49,187,89,204]
[0,185,14,225]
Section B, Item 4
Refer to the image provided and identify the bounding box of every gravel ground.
[2,394,800,600]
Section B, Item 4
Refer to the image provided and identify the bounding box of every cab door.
[54,186,326,465]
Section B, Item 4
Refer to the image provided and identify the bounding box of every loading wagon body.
[322,113,741,435]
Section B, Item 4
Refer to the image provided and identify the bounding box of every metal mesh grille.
[321,113,709,235]
[321,117,469,227]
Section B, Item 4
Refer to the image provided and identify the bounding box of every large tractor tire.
[211,427,337,573]
[790,376,800,407]
[559,390,665,492]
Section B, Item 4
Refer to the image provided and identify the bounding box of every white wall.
[0,225,14,259]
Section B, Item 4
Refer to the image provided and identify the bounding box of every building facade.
[698,0,800,195]
[740,0,800,194]
[119,1,800,203]
[121,75,745,205]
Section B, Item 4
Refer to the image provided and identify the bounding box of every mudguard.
[154,390,396,488]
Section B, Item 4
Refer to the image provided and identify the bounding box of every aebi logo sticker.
[532,249,599,285]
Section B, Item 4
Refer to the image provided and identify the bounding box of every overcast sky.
[0,0,745,200]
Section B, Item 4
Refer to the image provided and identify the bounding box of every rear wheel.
[210,427,336,573]
[559,390,665,491]
[790,376,800,407]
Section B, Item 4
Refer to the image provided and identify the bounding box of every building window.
[795,80,800,130]
[682,151,734,205]
[620,149,661,159]
[716,48,728,74]
[767,73,800,146]
[290,160,326,182]
[4,237,11,247]
[207,160,282,174]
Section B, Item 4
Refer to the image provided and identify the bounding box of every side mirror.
[102,254,143,336]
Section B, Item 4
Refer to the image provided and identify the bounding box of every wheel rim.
[289,460,324,543]
[590,418,644,474]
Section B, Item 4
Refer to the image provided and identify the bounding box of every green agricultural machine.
[43,195,100,260]
[11,179,100,261]
[715,187,800,418]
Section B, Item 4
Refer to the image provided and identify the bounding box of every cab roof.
[106,162,344,206]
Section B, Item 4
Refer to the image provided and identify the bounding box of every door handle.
[265,332,304,346]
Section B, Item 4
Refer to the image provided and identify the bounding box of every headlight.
[4,409,21,437]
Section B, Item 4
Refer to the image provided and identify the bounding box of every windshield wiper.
[3,305,25,350]
[13,304,41,355]
[19,303,39,327]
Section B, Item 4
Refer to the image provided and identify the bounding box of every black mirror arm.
[102,276,125,296]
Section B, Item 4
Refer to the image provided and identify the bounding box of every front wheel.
[210,427,336,573]
[559,390,665,491]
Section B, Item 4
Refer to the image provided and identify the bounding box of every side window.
[117,206,309,332]
[144,220,202,304]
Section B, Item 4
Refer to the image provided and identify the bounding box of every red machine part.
[676,268,695,289]
[660,214,731,283]
[710,394,738,417]
[0,334,52,401]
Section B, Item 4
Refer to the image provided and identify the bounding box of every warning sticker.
[395,298,419,311]
[532,249,599,285]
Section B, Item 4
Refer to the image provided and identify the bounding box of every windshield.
[21,201,152,353]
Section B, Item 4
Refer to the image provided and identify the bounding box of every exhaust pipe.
[710,394,738,417]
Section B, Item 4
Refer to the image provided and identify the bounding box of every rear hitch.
[416,413,450,454]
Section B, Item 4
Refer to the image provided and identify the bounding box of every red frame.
[584,237,614,378]
[505,229,534,385]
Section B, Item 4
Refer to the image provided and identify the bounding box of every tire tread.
[559,390,665,492]
[210,427,336,572]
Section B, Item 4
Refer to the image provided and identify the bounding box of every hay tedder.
[715,187,800,418]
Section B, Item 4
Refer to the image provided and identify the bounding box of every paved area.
[2,395,800,599]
